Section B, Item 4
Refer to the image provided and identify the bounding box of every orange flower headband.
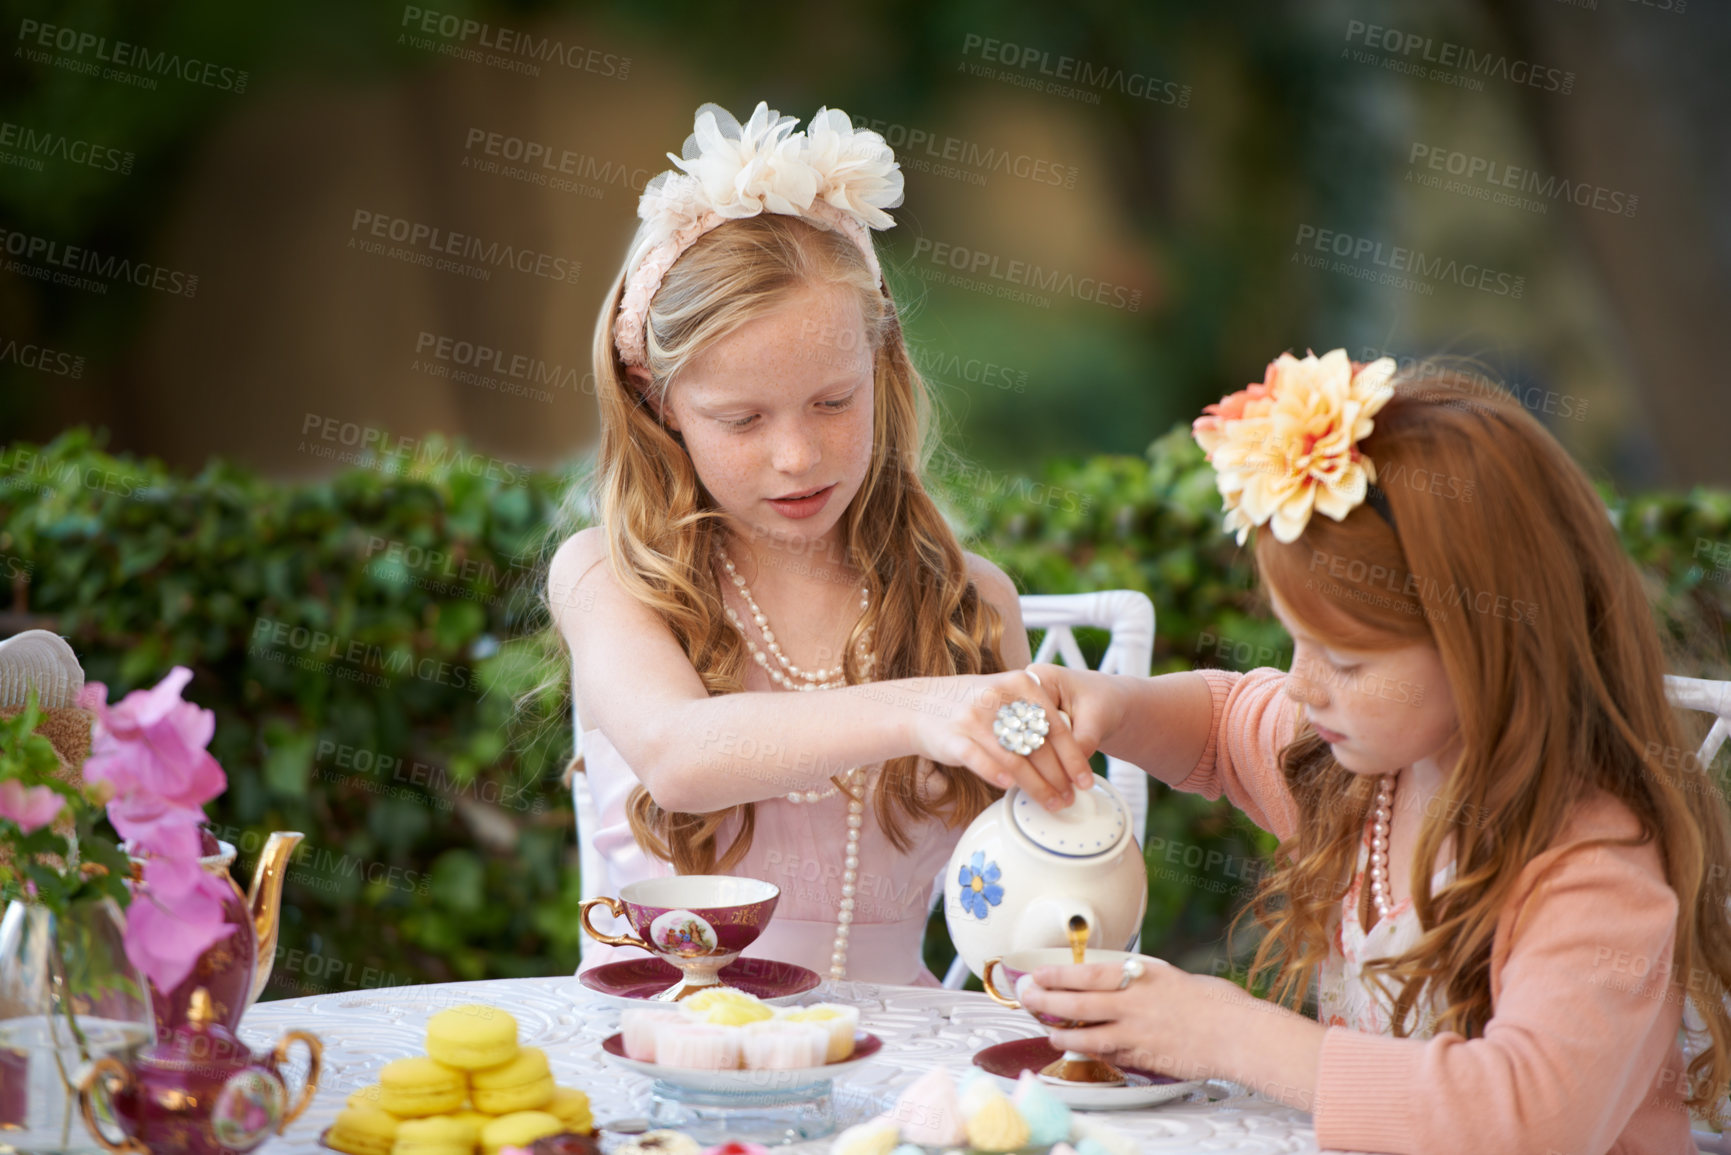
[1191,349,1397,543]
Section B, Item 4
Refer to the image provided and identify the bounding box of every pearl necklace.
[1367,774,1395,924]
[714,542,872,981]
[715,545,873,690]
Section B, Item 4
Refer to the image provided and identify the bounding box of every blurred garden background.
[2,0,1729,993]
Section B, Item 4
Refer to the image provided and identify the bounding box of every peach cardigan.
[1181,668,1694,1155]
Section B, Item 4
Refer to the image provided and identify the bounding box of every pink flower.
[123,855,237,993]
[0,780,64,834]
[80,667,225,855]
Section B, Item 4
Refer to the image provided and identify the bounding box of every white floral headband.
[1191,348,1398,544]
[614,101,906,370]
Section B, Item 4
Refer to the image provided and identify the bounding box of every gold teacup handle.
[77,1057,149,1155]
[578,896,649,950]
[981,957,1021,1010]
[272,1029,324,1130]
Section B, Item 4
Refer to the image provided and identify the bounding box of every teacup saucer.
[580,957,821,1006]
[973,1038,1205,1110]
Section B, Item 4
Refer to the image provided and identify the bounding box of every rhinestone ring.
[994,700,1050,756]
[1118,957,1146,990]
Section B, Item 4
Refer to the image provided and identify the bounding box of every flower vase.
[132,841,257,1034]
[0,897,155,1154]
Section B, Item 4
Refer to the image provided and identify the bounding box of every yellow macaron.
[426,1003,521,1071]
[391,1115,479,1155]
[449,1108,494,1132]
[479,1110,564,1155]
[470,1047,554,1114]
[545,1086,593,1134]
[325,1105,401,1155]
[377,1057,468,1118]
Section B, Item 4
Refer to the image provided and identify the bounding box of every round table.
[244,975,1321,1154]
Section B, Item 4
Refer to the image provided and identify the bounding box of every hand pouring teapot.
[943,777,1147,980]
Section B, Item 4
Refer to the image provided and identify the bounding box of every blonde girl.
[1007,352,1731,1154]
[547,103,1093,987]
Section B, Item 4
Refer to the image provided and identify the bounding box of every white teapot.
[943,778,1148,980]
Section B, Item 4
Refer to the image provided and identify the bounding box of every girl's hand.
[1020,959,1323,1109]
[1019,957,1218,1080]
[905,666,1098,811]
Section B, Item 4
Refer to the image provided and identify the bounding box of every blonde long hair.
[1242,372,1731,1121]
[583,213,1004,874]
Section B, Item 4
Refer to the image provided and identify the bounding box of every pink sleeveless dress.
[577,726,959,987]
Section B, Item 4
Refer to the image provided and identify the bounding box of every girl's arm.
[1052,664,1300,840]
[550,529,1083,814]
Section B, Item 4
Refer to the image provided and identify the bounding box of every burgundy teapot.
[77,987,321,1154]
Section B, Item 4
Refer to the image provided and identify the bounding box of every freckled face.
[1268,590,1460,777]
[661,283,875,543]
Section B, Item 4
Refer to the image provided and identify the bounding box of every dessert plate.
[600,1031,884,1095]
[580,957,821,1006]
[973,1038,1206,1110]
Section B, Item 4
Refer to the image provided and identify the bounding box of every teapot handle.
[76,1057,149,1155]
[271,1029,324,1131]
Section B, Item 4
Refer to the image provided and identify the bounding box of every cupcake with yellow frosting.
[777,1003,859,1062]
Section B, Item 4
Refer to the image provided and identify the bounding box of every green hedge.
[2,428,1727,993]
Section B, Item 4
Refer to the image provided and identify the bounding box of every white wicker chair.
[1668,676,1731,1153]
[1666,675,1731,772]
[569,590,1159,973]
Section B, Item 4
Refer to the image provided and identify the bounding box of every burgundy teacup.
[579,876,779,1001]
[982,947,1138,1085]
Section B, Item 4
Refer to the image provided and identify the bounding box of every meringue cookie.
[1012,1070,1073,1147]
[885,1068,967,1147]
[964,1090,1031,1153]
[830,1120,900,1155]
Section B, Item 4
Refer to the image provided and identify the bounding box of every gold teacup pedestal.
[982,920,1137,1086]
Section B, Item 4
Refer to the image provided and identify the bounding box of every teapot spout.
[1012,898,1102,954]
[246,832,302,1008]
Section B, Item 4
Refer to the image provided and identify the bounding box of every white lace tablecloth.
[244,975,1320,1154]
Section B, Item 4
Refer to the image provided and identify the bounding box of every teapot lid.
[1009,778,1130,857]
